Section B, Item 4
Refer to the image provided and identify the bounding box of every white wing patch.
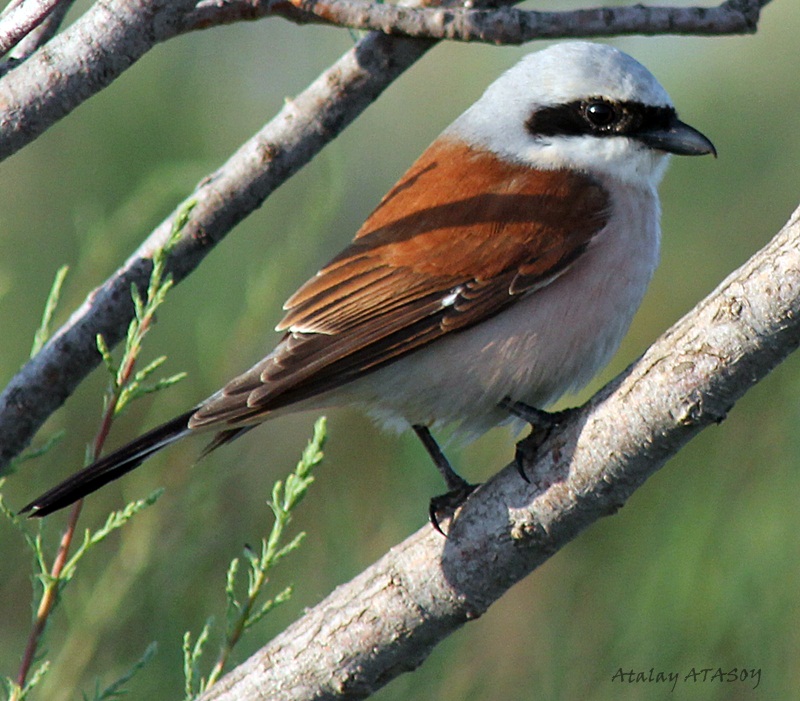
[441,286,464,308]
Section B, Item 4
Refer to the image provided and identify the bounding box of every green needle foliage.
[4,431,66,476]
[52,489,165,589]
[0,661,49,701]
[82,643,158,701]
[0,483,163,607]
[1,201,198,700]
[183,417,327,699]
[30,265,69,359]
[96,201,195,418]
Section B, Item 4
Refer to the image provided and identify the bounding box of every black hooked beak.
[638,116,717,157]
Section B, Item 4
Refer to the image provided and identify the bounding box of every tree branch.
[265,0,768,43]
[182,0,768,39]
[0,0,75,73]
[0,0,198,162]
[0,0,69,55]
[199,202,800,700]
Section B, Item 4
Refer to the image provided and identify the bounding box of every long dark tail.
[20,410,197,517]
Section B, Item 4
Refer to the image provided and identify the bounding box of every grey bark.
[265,0,766,44]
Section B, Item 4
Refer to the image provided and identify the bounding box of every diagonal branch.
[198,202,800,700]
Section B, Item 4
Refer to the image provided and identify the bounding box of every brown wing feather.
[189,139,609,430]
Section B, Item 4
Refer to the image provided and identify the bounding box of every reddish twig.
[15,500,83,692]
[15,265,163,690]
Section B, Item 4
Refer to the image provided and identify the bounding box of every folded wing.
[190,140,610,429]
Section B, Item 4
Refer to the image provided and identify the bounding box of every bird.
[22,42,716,526]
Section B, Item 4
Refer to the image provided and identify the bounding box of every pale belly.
[335,183,661,437]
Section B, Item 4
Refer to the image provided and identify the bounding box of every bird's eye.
[583,100,618,129]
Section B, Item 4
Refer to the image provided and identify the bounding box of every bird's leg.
[500,397,583,428]
[412,424,476,535]
[499,397,577,482]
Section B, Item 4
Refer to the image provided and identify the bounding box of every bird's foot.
[412,424,478,536]
[499,398,577,483]
[428,480,478,537]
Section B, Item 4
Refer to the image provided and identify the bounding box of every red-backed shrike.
[23,42,715,523]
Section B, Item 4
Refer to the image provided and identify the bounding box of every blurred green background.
[1,0,799,698]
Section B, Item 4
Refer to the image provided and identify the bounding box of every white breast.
[334,179,661,438]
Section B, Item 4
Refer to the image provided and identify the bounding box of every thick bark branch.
[199,203,800,700]
[182,0,767,39]
[266,0,767,43]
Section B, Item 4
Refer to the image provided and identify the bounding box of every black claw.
[514,443,531,483]
[412,425,479,534]
[429,502,447,537]
[428,482,477,536]
[500,398,578,483]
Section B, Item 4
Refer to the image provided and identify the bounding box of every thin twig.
[14,220,184,690]
[276,0,765,42]
[14,343,118,691]
[15,499,82,692]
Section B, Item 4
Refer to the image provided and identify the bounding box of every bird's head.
[447,42,716,188]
